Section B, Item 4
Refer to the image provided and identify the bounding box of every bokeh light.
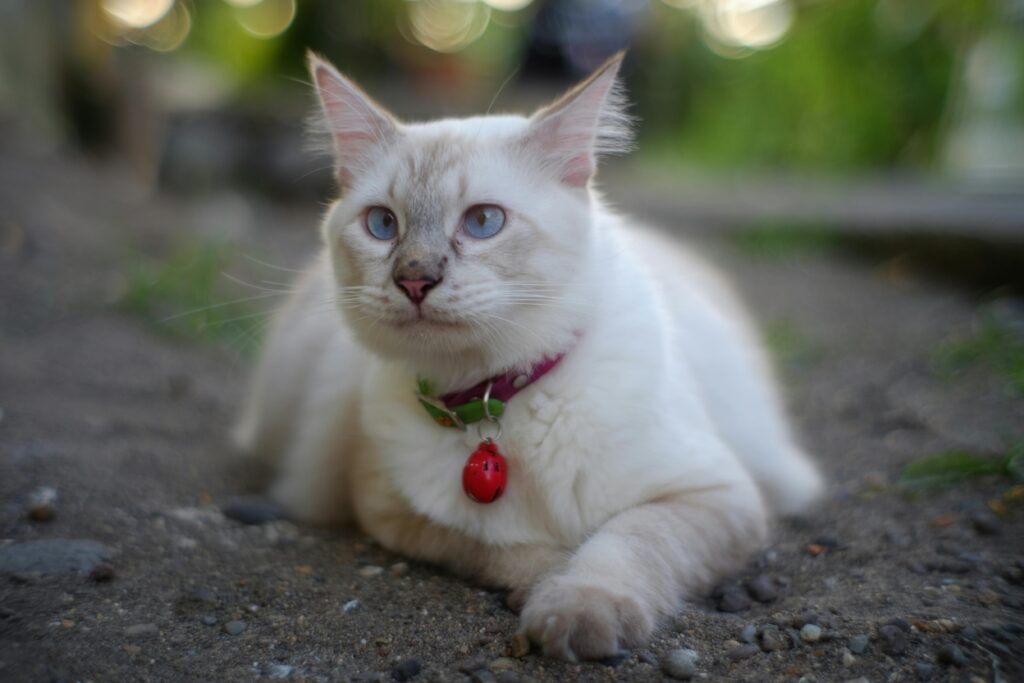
[234,0,297,39]
[481,0,534,11]
[701,0,793,52]
[100,0,174,29]
[404,0,492,54]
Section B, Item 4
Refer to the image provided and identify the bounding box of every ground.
[1,138,1022,683]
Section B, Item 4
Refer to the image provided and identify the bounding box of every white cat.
[233,51,824,661]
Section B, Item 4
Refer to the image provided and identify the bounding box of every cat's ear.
[523,52,633,188]
[307,52,399,190]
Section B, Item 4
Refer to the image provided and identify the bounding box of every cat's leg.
[520,473,767,661]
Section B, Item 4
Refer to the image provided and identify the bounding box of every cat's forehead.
[383,115,529,194]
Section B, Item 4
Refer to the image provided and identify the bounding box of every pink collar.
[439,353,567,408]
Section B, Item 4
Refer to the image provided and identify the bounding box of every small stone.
[508,633,530,658]
[468,670,497,683]
[806,544,825,557]
[800,624,822,643]
[202,615,217,626]
[740,623,757,644]
[726,643,759,661]
[759,625,788,652]
[814,534,840,548]
[977,589,1001,606]
[268,664,294,679]
[970,509,1001,536]
[222,497,284,525]
[359,565,384,578]
[123,644,141,656]
[929,515,957,528]
[389,562,410,577]
[0,539,114,576]
[391,657,422,681]
[343,599,361,613]
[713,582,750,613]
[936,644,966,667]
[661,648,699,680]
[638,650,658,666]
[489,658,516,672]
[27,487,58,522]
[841,649,855,667]
[124,623,159,639]
[88,563,115,582]
[848,634,869,655]
[914,662,934,681]
[223,620,247,636]
[494,673,520,683]
[878,625,907,656]
[746,574,778,603]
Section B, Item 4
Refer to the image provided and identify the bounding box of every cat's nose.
[395,276,440,304]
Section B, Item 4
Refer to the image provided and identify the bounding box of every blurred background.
[1,0,1023,353]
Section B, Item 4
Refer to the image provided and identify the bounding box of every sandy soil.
[1,141,1022,682]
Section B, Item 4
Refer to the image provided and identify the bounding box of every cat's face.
[310,54,630,366]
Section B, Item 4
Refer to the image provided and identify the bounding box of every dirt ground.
[1,138,1022,683]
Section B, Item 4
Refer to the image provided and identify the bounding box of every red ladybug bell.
[462,440,507,504]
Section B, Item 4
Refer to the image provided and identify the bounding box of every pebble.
[124,623,159,639]
[88,563,115,582]
[222,497,284,525]
[343,599,361,613]
[494,673,520,683]
[26,486,58,522]
[223,620,247,636]
[914,662,934,681]
[936,644,966,667]
[390,657,422,681]
[359,565,384,578]
[0,539,114,576]
[598,651,629,668]
[389,562,410,577]
[740,623,757,644]
[847,633,867,653]
[202,615,217,626]
[841,649,856,667]
[468,670,497,683]
[726,643,759,661]
[488,658,516,672]
[759,625,789,652]
[268,664,294,679]
[878,624,907,655]
[661,648,698,680]
[746,574,778,603]
[508,633,530,658]
[970,508,1001,536]
[800,624,822,643]
[713,582,751,613]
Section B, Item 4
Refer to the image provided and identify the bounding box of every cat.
[233,50,824,661]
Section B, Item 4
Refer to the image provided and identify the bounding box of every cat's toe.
[520,579,653,661]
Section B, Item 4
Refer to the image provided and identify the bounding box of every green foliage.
[120,242,265,357]
[899,442,1024,491]
[935,311,1024,397]
[638,0,982,171]
[732,221,840,260]
[763,320,823,375]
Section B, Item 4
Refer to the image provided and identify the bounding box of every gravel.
[936,644,967,667]
[391,657,422,681]
[847,634,869,654]
[746,574,778,603]
[222,496,285,525]
[800,624,822,643]
[223,620,247,636]
[878,624,908,656]
[713,582,751,613]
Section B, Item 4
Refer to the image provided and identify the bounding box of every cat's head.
[309,52,631,374]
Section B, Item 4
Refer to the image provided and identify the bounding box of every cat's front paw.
[519,577,654,661]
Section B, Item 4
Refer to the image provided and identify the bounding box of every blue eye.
[462,205,505,239]
[365,206,398,240]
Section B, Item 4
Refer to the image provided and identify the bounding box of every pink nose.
[395,277,439,304]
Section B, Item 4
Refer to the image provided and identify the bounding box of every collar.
[416,352,567,429]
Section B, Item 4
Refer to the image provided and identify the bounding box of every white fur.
[234,53,824,661]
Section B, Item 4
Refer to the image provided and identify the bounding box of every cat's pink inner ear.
[525,54,628,188]
[308,54,397,185]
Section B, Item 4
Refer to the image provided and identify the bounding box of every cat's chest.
[360,385,596,546]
